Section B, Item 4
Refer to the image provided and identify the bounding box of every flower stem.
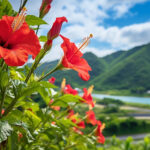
[0,59,4,68]
[0,88,6,118]
[38,64,61,81]
[2,98,18,118]
[25,50,46,83]
[36,25,40,35]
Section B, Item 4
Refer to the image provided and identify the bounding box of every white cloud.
[9,0,150,62]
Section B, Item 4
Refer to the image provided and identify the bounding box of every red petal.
[0,19,11,42]
[2,47,28,66]
[11,30,41,59]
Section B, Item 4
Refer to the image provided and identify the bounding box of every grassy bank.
[94,89,150,97]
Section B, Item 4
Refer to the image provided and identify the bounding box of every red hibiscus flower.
[48,77,56,84]
[95,121,105,144]
[60,34,92,81]
[0,9,41,66]
[64,84,78,95]
[86,110,97,126]
[82,86,95,108]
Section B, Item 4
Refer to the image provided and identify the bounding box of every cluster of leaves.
[0,0,104,149]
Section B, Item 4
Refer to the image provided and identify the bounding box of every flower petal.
[0,19,11,42]
[2,47,28,66]
[11,30,41,59]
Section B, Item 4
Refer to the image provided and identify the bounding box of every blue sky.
[9,0,150,62]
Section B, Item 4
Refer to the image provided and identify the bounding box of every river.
[92,94,150,104]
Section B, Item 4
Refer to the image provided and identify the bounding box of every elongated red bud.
[40,0,53,18]
[47,17,68,41]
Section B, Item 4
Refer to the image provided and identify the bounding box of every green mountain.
[35,43,150,93]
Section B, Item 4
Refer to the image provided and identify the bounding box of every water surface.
[92,94,150,104]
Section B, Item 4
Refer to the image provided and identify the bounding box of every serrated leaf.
[26,15,47,26]
[0,121,13,143]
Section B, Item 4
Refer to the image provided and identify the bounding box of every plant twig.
[0,88,6,118]
[37,65,60,81]
[2,98,18,118]
[18,0,28,13]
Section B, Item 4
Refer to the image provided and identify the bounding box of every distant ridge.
[35,43,150,92]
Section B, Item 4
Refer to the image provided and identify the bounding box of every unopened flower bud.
[40,0,53,18]
[47,17,68,41]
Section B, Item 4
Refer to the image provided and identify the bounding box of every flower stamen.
[12,7,27,32]
[100,123,105,132]
[78,34,93,51]
[68,34,93,61]
[87,85,94,95]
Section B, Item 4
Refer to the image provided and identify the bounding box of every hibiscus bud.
[40,0,53,18]
[44,40,52,51]
[47,17,68,41]
[48,77,56,84]
[1,109,5,115]
[18,132,23,142]
[87,85,94,95]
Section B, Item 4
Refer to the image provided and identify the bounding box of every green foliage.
[97,98,124,106]
[0,0,16,18]
[0,121,13,143]
[25,15,47,26]
[103,117,150,136]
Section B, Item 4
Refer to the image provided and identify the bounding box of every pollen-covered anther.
[12,7,27,32]
[61,78,66,91]
[87,85,94,95]
[78,33,93,51]
[101,123,105,132]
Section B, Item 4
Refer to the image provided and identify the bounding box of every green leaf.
[39,36,47,42]
[51,94,81,107]
[10,69,25,81]
[24,110,41,127]
[0,71,9,88]
[26,15,47,26]
[19,81,56,105]
[51,100,68,108]
[0,0,16,18]
[55,94,81,103]
[0,121,13,143]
